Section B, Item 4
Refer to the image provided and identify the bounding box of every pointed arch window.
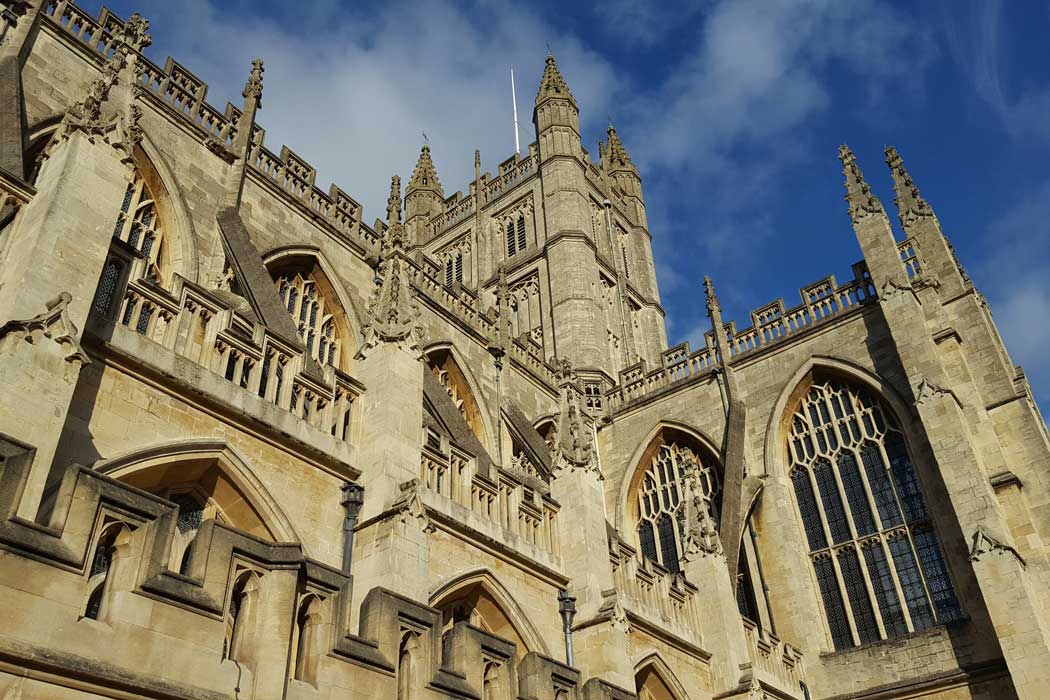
[276,272,342,369]
[505,211,528,257]
[112,175,164,283]
[788,378,962,651]
[635,442,721,573]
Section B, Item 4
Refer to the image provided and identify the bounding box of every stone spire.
[407,144,443,197]
[386,174,402,226]
[604,125,635,172]
[838,145,885,224]
[884,146,934,227]
[358,175,424,358]
[535,53,575,106]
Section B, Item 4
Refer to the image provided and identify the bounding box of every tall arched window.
[635,442,721,573]
[276,272,342,368]
[788,376,961,651]
[113,174,164,283]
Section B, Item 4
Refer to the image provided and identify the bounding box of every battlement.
[44,0,380,251]
[0,437,632,700]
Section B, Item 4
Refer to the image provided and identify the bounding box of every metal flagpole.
[511,68,520,156]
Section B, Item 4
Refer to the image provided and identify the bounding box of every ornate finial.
[838,144,884,224]
[474,149,481,168]
[243,59,264,104]
[536,53,575,105]
[884,146,934,227]
[408,144,443,196]
[116,12,151,52]
[703,275,721,315]
[386,175,402,225]
[604,124,634,170]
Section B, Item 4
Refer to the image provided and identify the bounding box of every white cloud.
[127,0,618,221]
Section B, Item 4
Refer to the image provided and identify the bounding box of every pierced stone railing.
[43,0,379,252]
[485,154,537,200]
[434,194,475,232]
[108,273,360,441]
[605,342,716,413]
[605,265,877,413]
[420,429,560,557]
[742,617,805,695]
[402,255,560,389]
[609,538,703,644]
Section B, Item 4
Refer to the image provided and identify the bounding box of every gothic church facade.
[1,4,1049,700]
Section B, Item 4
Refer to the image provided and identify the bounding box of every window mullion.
[881,534,915,633]
[830,549,860,647]
[855,538,888,640]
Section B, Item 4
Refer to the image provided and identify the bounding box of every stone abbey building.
[1,3,1049,700]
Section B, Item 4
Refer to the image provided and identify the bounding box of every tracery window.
[788,378,962,651]
[636,442,721,573]
[112,174,164,283]
[276,272,341,368]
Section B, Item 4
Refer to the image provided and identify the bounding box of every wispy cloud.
[123,0,618,221]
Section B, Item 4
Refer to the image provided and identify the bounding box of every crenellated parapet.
[0,434,633,700]
[42,0,380,253]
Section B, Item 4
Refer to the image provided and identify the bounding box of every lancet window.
[276,272,341,368]
[112,174,164,283]
[503,204,531,258]
[636,442,721,573]
[509,276,542,345]
[788,377,961,651]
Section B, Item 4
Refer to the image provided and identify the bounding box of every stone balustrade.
[605,264,878,414]
[44,0,379,254]
[741,617,805,695]
[484,154,537,201]
[609,538,703,645]
[108,273,360,441]
[420,430,560,558]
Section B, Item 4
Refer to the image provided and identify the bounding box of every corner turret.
[602,124,645,222]
[405,144,444,245]
[533,54,581,161]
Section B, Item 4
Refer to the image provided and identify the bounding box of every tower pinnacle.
[386,175,401,226]
[604,125,635,172]
[535,54,575,106]
[407,144,443,197]
[838,145,884,224]
[884,146,934,227]
[242,58,264,106]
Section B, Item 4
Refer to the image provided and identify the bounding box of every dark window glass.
[885,433,927,523]
[913,527,963,623]
[657,514,679,573]
[888,536,934,631]
[92,258,124,317]
[838,451,875,536]
[135,304,152,335]
[638,520,657,562]
[839,548,879,644]
[258,355,271,398]
[862,544,908,637]
[860,443,902,528]
[792,469,827,551]
[813,459,851,544]
[814,557,853,650]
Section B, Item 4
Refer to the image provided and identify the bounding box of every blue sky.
[95,0,1050,411]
